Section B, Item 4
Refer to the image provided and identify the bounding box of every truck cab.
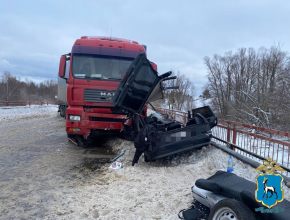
[58,36,156,145]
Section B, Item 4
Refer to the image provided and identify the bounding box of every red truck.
[57,36,157,146]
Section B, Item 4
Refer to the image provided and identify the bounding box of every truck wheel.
[64,107,66,119]
[76,136,89,148]
[59,106,63,117]
[209,199,256,220]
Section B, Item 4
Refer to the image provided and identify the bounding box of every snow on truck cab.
[57,36,162,146]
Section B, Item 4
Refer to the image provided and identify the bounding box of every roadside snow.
[0,105,58,125]
[49,140,290,220]
[1,106,289,219]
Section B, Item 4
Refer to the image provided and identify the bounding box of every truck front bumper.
[66,106,129,139]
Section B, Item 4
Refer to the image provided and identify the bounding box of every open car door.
[113,53,164,114]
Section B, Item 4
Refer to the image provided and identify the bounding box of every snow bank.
[50,139,290,219]
[0,105,58,125]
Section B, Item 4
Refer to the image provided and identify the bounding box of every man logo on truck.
[101,92,114,96]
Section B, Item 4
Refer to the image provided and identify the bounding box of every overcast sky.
[1,0,290,96]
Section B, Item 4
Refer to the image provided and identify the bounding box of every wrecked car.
[113,53,217,164]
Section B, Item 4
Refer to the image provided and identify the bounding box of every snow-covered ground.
[51,140,290,219]
[0,105,58,125]
[1,106,289,219]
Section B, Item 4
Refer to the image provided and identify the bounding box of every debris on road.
[109,161,122,170]
[110,151,125,163]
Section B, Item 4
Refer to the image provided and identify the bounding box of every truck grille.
[84,89,116,103]
[90,117,124,122]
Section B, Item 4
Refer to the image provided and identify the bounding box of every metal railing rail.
[212,136,290,174]
[213,119,290,173]
[0,101,57,107]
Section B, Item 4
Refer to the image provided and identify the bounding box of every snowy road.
[0,106,289,219]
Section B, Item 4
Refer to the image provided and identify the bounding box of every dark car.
[113,53,217,162]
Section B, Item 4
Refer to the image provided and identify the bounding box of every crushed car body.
[112,53,217,165]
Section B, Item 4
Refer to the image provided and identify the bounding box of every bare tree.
[1,71,20,101]
[0,71,58,102]
[204,44,290,131]
[163,71,195,111]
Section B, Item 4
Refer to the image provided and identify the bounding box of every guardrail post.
[227,122,231,142]
[6,102,9,106]
[232,125,237,151]
[41,102,43,106]
[233,125,237,145]
[47,102,48,106]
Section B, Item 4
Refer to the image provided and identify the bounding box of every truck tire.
[209,199,256,220]
[75,135,89,147]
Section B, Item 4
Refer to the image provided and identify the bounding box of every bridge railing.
[0,101,57,107]
[212,120,290,175]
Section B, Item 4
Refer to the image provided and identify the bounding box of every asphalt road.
[0,115,115,220]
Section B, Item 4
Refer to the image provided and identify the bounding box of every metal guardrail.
[152,107,290,175]
[211,141,290,184]
[212,136,290,175]
[0,101,57,107]
[212,120,290,175]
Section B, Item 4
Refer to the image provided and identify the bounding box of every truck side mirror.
[58,55,66,78]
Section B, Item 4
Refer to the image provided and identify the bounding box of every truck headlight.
[69,115,81,121]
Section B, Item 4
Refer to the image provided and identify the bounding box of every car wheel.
[209,199,256,220]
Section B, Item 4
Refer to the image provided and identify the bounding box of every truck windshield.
[72,54,134,80]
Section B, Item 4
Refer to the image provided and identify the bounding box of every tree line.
[1,70,194,110]
[204,44,290,132]
[0,71,57,102]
